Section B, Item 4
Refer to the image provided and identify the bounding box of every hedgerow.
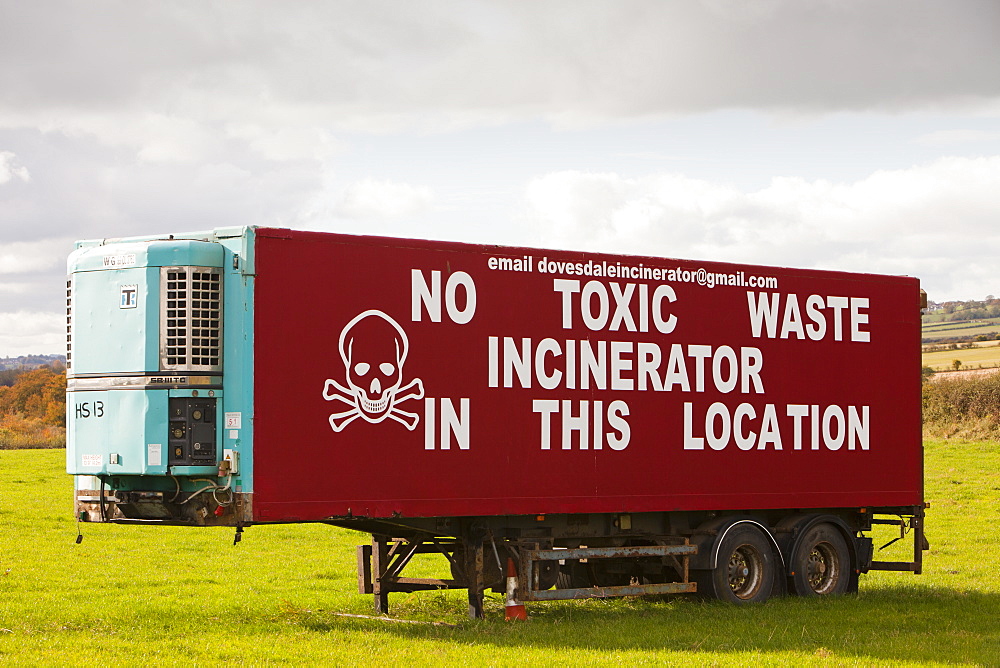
[923,372,1000,440]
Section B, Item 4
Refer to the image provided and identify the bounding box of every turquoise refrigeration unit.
[66,229,254,525]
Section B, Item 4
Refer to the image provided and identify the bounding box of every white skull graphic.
[323,310,424,431]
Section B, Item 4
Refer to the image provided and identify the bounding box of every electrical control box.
[168,397,218,466]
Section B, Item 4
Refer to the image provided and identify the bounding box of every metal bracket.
[358,536,464,614]
[868,508,926,574]
[516,542,697,601]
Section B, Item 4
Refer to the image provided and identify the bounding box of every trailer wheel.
[790,523,850,597]
[556,560,590,589]
[695,524,775,603]
[535,559,561,590]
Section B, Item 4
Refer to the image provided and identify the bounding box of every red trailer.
[68,227,926,617]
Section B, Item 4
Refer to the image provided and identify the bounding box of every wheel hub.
[727,544,763,599]
[805,542,838,594]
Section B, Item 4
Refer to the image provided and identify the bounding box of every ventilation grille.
[160,267,223,372]
[66,279,73,370]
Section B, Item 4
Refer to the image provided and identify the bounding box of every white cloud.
[0,311,65,357]
[1,0,999,353]
[133,115,220,163]
[521,156,1000,301]
[1,1,997,152]
[915,129,1000,146]
[332,179,434,221]
[0,282,32,295]
[0,151,30,184]
[0,239,67,274]
[225,124,341,162]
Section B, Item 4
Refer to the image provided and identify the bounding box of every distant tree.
[0,367,65,426]
[953,359,963,371]
[0,369,22,387]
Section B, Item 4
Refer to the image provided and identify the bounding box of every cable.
[212,483,234,507]
[179,474,232,505]
[99,478,107,522]
[168,475,181,503]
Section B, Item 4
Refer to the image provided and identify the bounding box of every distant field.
[2,445,999,665]
[923,342,1000,371]
[921,318,1000,341]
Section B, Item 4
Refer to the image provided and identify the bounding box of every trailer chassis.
[335,504,927,619]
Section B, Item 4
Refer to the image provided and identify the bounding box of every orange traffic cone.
[504,557,528,621]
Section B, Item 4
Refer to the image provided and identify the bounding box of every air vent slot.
[66,279,73,370]
[160,267,223,372]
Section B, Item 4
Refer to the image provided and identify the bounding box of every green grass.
[923,343,1000,371]
[2,444,999,666]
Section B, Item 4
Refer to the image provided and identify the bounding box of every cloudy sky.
[2,1,999,356]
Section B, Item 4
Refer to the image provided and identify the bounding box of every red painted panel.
[251,228,922,522]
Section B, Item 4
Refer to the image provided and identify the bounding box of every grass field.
[922,343,1000,371]
[2,445,999,666]
[921,319,1000,342]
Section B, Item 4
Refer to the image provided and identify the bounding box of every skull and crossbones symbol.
[323,310,424,432]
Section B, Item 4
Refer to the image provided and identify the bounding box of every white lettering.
[779,293,805,339]
[532,400,630,450]
[504,338,531,388]
[445,272,476,324]
[581,281,610,331]
[826,296,849,341]
[607,400,630,450]
[787,404,809,450]
[805,295,826,340]
[562,400,589,449]
[651,285,677,334]
[610,341,633,391]
[706,402,730,451]
[553,279,581,329]
[757,404,782,450]
[848,405,870,450]
[748,292,870,344]
[535,338,562,390]
[636,342,663,391]
[747,292,779,338]
[712,346,738,394]
[851,298,870,342]
[609,283,637,331]
[412,269,441,322]
[734,404,756,450]
[823,404,845,450]
[683,402,703,450]
[533,399,559,450]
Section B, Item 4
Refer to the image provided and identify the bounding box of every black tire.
[535,560,561,590]
[790,523,850,597]
[694,523,776,604]
[556,560,590,590]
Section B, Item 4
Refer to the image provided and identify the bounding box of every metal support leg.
[464,538,485,619]
[372,534,390,614]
